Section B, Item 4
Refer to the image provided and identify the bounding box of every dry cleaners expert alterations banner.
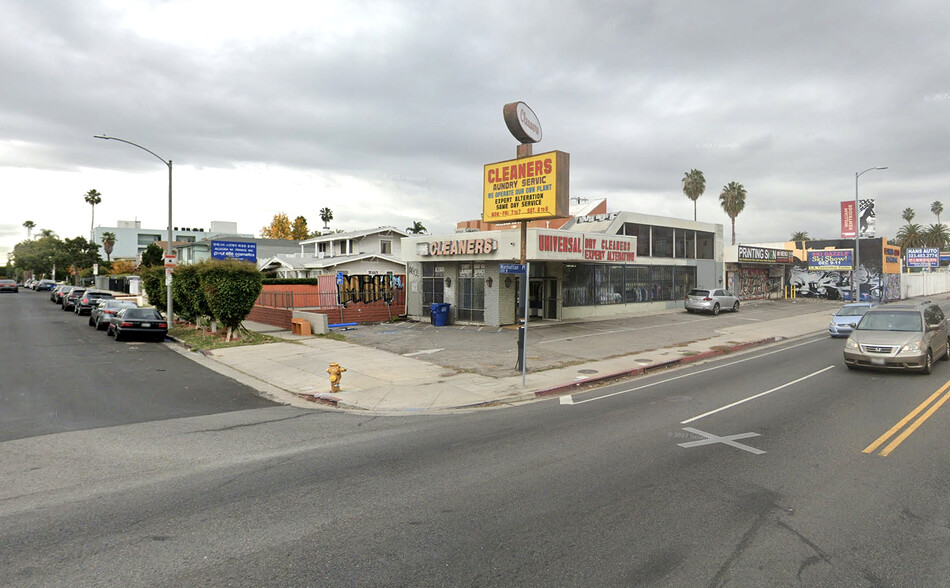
[483,150,570,223]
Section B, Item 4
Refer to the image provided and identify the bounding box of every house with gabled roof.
[258,226,408,278]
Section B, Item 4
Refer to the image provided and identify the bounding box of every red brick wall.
[247,306,293,329]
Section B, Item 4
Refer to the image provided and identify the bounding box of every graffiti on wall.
[788,265,900,302]
[736,267,768,298]
[338,274,403,306]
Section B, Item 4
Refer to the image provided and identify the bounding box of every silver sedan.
[685,288,740,315]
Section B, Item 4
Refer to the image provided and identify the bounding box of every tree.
[260,213,293,239]
[61,236,101,285]
[141,242,164,267]
[902,208,916,223]
[406,221,427,234]
[718,181,747,246]
[922,223,950,249]
[84,189,102,241]
[320,207,334,230]
[109,259,138,275]
[896,223,924,250]
[290,216,310,240]
[23,220,35,240]
[101,231,116,262]
[199,260,263,341]
[790,231,810,242]
[681,169,706,222]
[932,201,944,225]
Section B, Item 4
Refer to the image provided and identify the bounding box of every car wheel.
[943,337,950,361]
[114,329,123,342]
[845,363,855,370]
[712,303,720,316]
[732,301,740,313]
[96,318,105,331]
[922,351,933,375]
[88,316,95,326]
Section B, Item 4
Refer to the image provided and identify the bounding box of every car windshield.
[123,309,162,320]
[838,305,871,317]
[857,311,922,332]
[688,290,709,297]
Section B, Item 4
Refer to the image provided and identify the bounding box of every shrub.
[172,261,213,325]
[139,266,167,311]
[199,260,263,340]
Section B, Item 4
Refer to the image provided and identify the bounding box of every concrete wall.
[293,310,329,334]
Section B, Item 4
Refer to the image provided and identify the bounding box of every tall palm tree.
[790,231,810,242]
[84,189,102,241]
[902,207,916,223]
[101,231,116,262]
[932,201,944,225]
[681,169,706,222]
[922,223,950,249]
[319,207,333,230]
[22,220,35,240]
[406,221,427,234]
[896,223,924,250]
[718,181,747,246]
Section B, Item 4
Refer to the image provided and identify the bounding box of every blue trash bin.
[430,303,451,326]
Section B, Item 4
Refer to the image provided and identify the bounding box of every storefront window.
[563,264,594,307]
[421,263,444,314]
[651,266,674,300]
[621,223,651,257]
[624,266,651,302]
[673,266,697,300]
[457,262,484,322]
[684,230,696,259]
[697,231,714,259]
[652,227,674,258]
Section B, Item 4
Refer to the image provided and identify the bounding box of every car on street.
[51,285,72,303]
[62,288,86,311]
[106,307,168,341]
[843,301,950,374]
[90,299,139,330]
[35,279,57,291]
[0,279,18,293]
[684,288,740,315]
[74,290,115,315]
[829,302,876,338]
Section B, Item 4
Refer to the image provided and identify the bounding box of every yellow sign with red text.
[483,150,570,223]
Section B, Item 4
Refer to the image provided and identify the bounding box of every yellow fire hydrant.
[327,362,347,392]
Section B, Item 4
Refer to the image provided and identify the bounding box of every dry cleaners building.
[402,212,724,326]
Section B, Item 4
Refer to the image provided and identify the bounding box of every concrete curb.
[532,336,782,399]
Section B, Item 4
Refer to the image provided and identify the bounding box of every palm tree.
[406,221,427,234]
[319,207,333,230]
[101,231,116,262]
[718,181,747,245]
[790,231,810,242]
[922,223,950,250]
[23,220,35,240]
[902,207,916,223]
[932,201,944,225]
[84,189,102,241]
[681,169,706,222]
[896,223,924,250]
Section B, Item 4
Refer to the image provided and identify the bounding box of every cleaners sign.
[483,150,570,223]
[532,230,636,262]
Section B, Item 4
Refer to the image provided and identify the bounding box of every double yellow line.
[864,380,950,456]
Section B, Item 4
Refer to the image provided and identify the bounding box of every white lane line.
[560,336,827,406]
[680,365,835,424]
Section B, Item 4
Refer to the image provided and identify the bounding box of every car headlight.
[845,338,859,350]
[901,341,923,353]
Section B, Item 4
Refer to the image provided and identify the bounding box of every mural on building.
[338,274,403,306]
[788,239,900,302]
[734,267,768,298]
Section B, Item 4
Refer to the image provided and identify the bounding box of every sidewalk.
[174,298,851,414]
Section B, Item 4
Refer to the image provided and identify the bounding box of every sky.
[3,0,950,263]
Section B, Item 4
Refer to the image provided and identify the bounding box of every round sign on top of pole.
[503,102,542,144]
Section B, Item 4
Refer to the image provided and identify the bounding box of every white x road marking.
[677,427,766,455]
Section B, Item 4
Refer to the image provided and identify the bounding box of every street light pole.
[854,166,887,302]
[94,135,174,324]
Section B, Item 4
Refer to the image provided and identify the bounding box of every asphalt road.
[3,290,950,586]
[0,290,275,441]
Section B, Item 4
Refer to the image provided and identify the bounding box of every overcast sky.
[3,0,949,262]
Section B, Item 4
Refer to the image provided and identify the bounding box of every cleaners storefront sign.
[483,150,570,223]
[532,230,636,262]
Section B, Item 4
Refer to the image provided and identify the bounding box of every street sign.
[500,263,526,274]
[163,254,176,267]
[336,272,344,285]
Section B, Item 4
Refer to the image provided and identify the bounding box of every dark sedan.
[0,279,18,293]
[106,307,168,342]
[90,299,139,330]
[74,290,115,315]
[51,285,73,303]
[62,288,86,311]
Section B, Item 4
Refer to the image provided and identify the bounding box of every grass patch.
[169,325,280,351]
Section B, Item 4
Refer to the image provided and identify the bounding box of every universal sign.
[483,150,570,223]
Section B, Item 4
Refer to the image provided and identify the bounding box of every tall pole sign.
[487,102,570,381]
